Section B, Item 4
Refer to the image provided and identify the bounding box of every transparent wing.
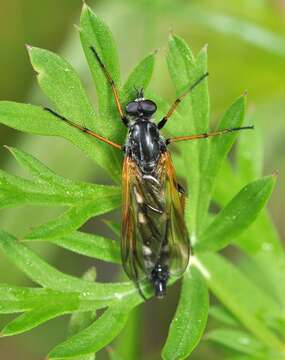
[121,153,190,283]
[163,152,190,276]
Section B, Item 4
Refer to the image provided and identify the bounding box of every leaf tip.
[153,48,159,56]
[168,27,175,38]
[3,144,11,152]
[272,170,279,178]
[202,43,208,52]
[82,0,91,14]
[74,24,83,33]
[25,44,33,52]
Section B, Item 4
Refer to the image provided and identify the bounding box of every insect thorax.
[125,119,166,173]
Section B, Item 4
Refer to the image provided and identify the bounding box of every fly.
[44,46,253,299]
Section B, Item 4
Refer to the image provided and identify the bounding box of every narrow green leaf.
[197,95,247,235]
[27,45,96,130]
[206,328,267,357]
[0,160,120,210]
[236,124,263,183]
[0,101,122,179]
[195,253,285,354]
[49,301,134,359]
[79,4,126,180]
[213,159,285,309]
[80,4,120,119]
[0,285,55,313]
[5,145,65,184]
[121,52,156,104]
[196,175,276,253]
[26,193,121,240]
[69,268,97,337]
[0,170,69,209]
[209,306,239,327]
[68,268,98,360]
[0,230,136,302]
[1,304,76,337]
[166,34,209,236]
[162,267,209,360]
[116,307,141,360]
[25,231,121,264]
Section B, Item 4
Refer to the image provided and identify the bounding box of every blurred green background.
[0,0,284,359]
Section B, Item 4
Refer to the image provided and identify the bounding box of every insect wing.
[121,156,140,281]
[163,152,190,276]
[121,153,190,283]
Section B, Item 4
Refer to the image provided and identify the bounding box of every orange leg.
[166,126,254,145]
[44,108,122,150]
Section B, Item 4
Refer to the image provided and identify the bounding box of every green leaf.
[27,45,122,180]
[0,230,136,302]
[79,4,126,179]
[27,45,96,130]
[206,328,267,357]
[6,145,67,184]
[0,102,122,179]
[209,306,239,327]
[121,52,156,104]
[0,149,120,210]
[49,301,135,359]
[166,34,209,236]
[0,285,62,314]
[197,95,247,234]
[116,307,141,360]
[68,268,98,360]
[196,175,276,253]
[195,253,285,354]
[1,304,75,337]
[236,124,263,183]
[26,193,121,240]
[25,231,121,264]
[162,267,209,360]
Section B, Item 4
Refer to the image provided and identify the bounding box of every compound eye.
[126,101,138,114]
[141,100,157,114]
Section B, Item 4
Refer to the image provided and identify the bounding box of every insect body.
[122,97,190,298]
[45,46,253,299]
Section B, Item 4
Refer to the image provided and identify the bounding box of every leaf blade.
[26,231,121,264]
[26,193,121,240]
[49,301,134,359]
[196,175,276,253]
[121,52,156,104]
[162,267,209,360]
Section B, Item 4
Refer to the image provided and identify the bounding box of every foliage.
[0,4,284,359]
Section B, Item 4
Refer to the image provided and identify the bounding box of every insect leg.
[157,72,209,129]
[44,108,122,150]
[90,46,128,127]
[166,125,254,145]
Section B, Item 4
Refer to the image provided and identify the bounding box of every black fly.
[45,46,253,299]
